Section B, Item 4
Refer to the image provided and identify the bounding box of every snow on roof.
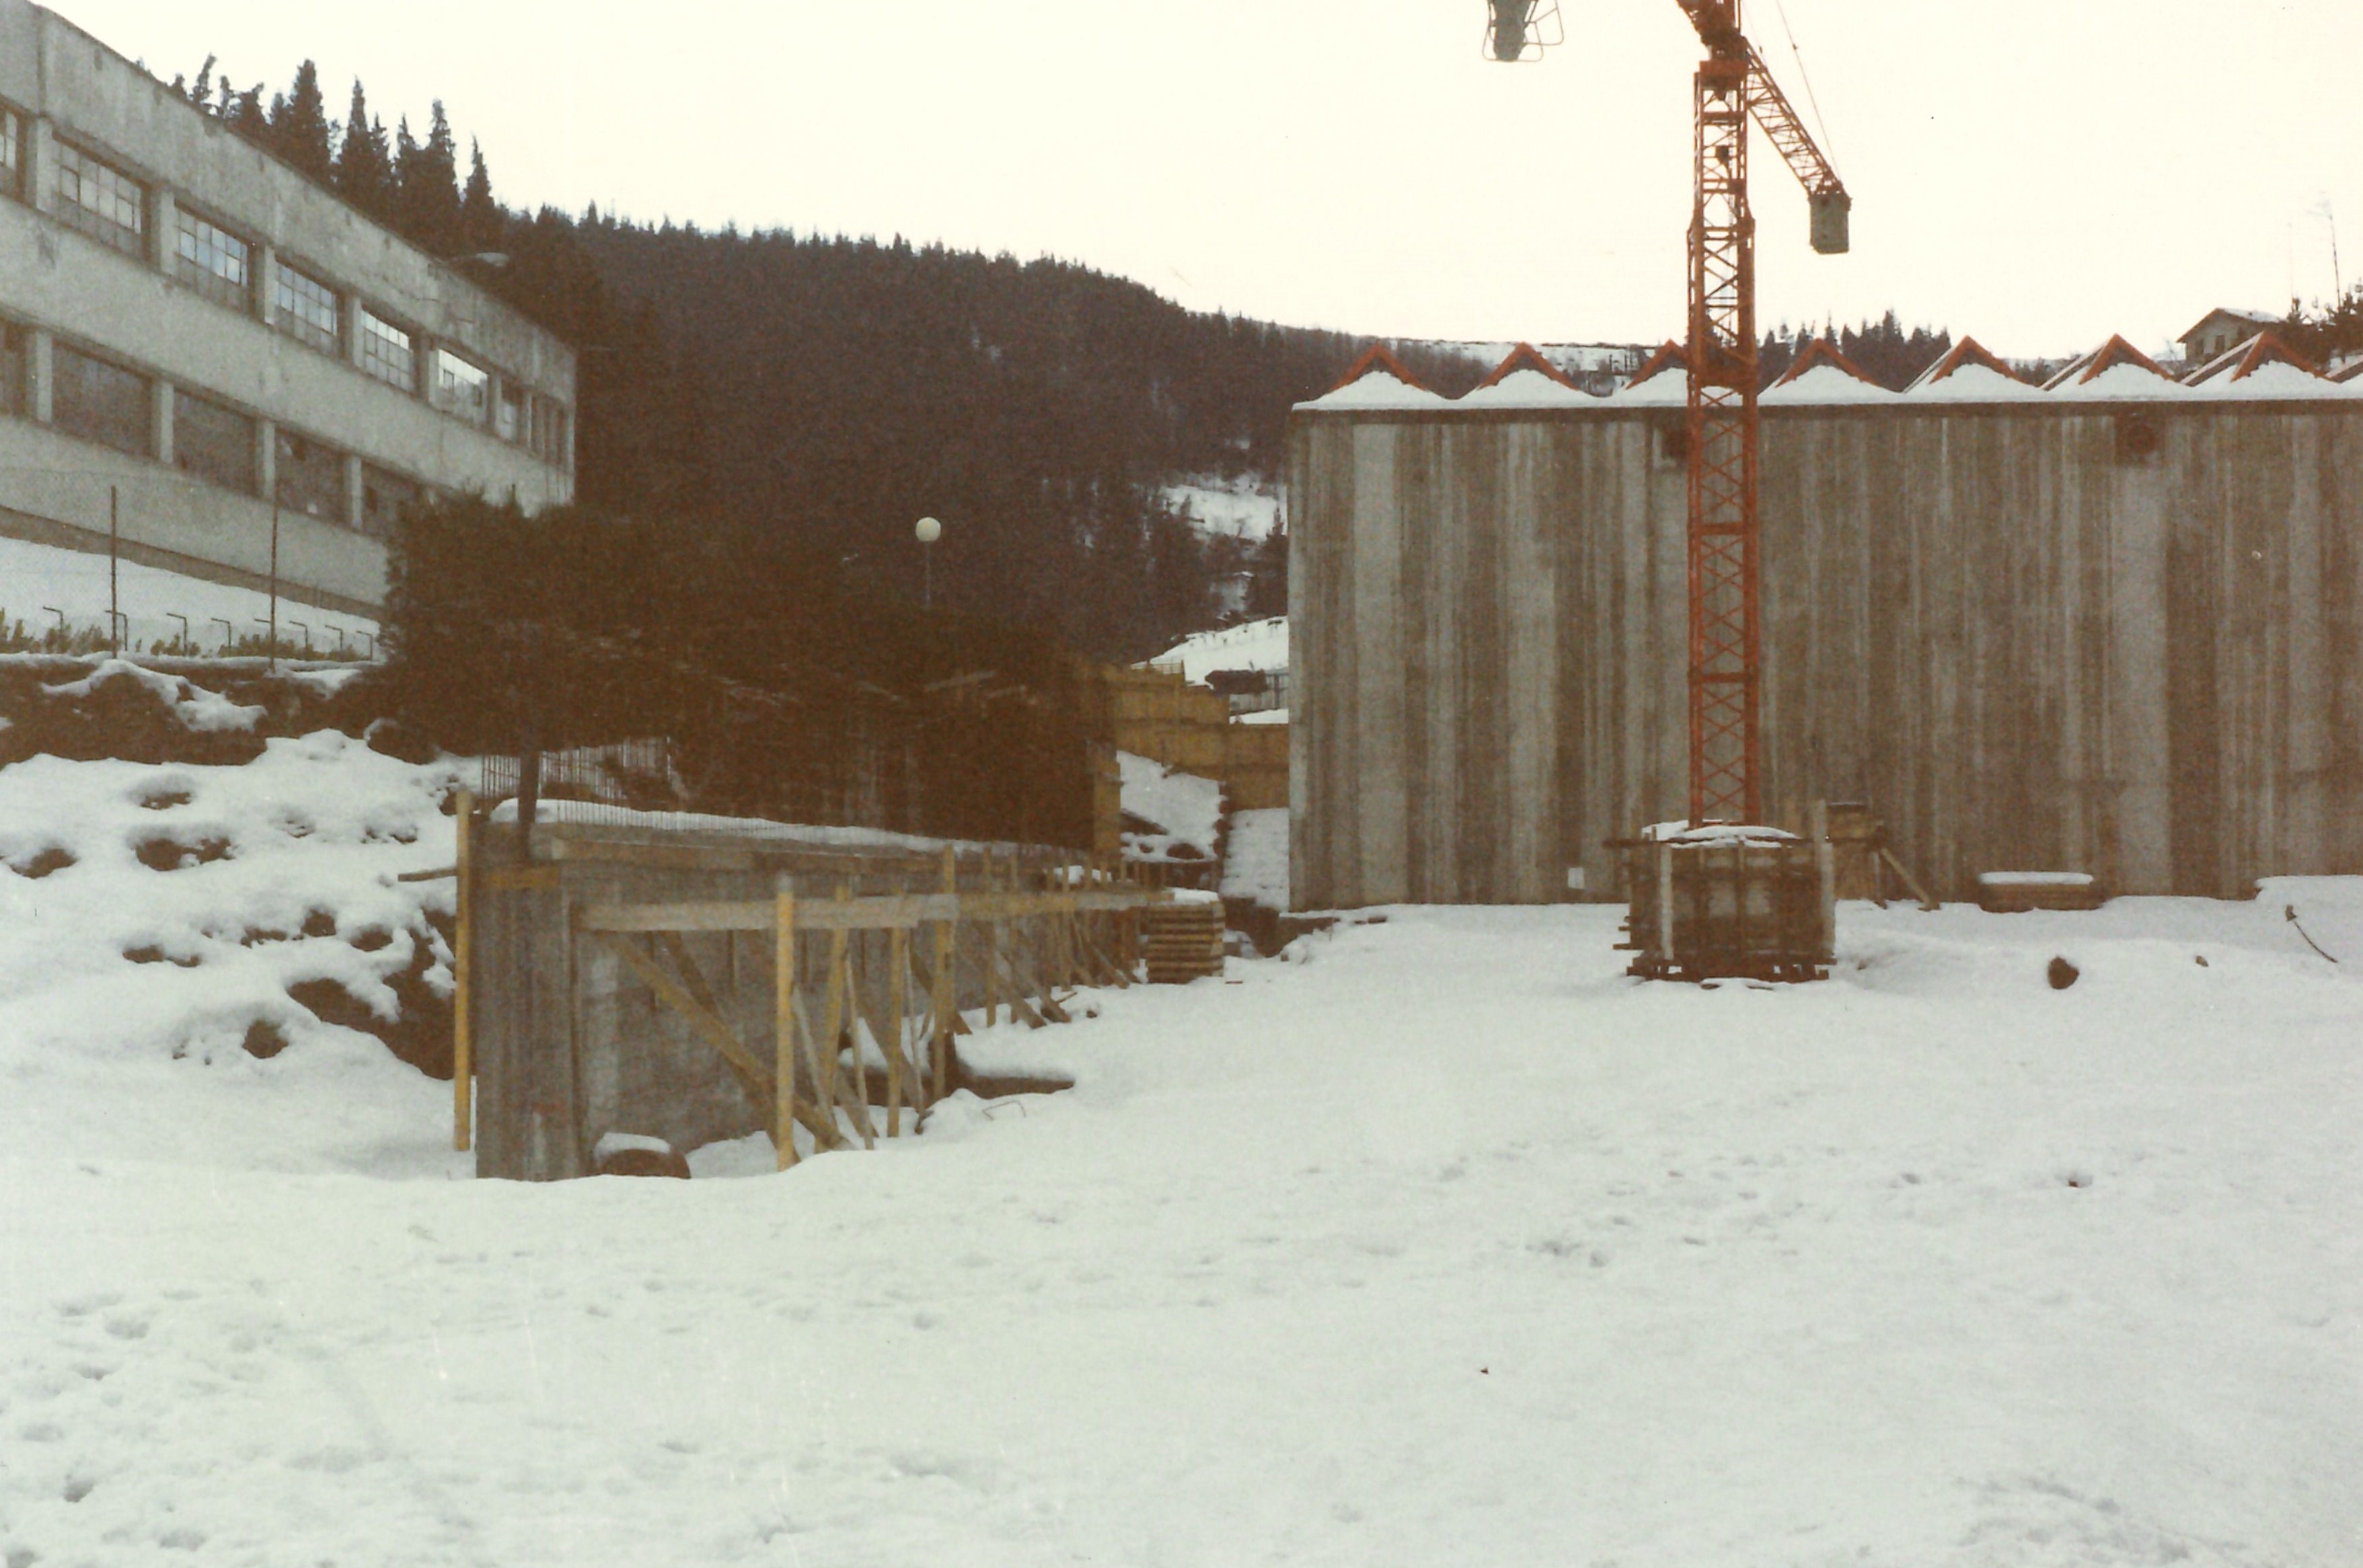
[2042,335,2175,394]
[1296,344,1448,411]
[1770,338,1876,389]
[1762,364,1899,405]
[1904,337,2030,394]
[1150,615,1289,682]
[1458,367,1601,408]
[1607,346,1690,404]
[2185,360,2351,401]
[1473,342,1579,391]
[2182,330,2322,389]
[1904,362,2050,402]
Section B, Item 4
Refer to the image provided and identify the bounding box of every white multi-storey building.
[0,0,575,617]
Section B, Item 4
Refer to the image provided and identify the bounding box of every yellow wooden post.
[821,881,849,1113]
[934,846,955,1103]
[452,787,475,1152]
[774,890,798,1169]
[983,850,1000,1028]
[887,926,908,1136]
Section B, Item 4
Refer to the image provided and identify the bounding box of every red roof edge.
[2074,334,2172,385]
[1916,336,2025,387]
[2228,328,2323,382]
[1772,336,1876,389]
[1475,342,1580,391]
[1626,340,1688,387]
[1324,344,1434,396]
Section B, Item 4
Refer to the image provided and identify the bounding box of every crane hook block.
[1810,190,1851,256]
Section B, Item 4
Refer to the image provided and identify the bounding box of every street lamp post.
[914,516,942,609]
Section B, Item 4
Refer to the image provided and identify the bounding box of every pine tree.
[270,61,336,182]
[405,102,463,254]
[334,81,393,217]
[459,139,502,254]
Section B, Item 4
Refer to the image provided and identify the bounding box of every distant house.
[2179,308,2283,366]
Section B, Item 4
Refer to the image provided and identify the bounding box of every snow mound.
[41,658,265,732]
[0,733,467,1174]
[1118,750,1222,864]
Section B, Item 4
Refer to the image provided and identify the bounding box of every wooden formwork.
[455,809,1167,1180]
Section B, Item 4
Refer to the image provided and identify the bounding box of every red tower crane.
[1489,0,1848,827]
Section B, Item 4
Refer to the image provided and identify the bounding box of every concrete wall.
[0,1,576,610]
[1288,400,2363,907]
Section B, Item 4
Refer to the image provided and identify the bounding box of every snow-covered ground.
[1159,475,1283,541]
[0,534,379,655]
[3,737,2360,1563]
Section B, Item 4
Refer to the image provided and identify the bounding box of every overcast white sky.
[62,0,2363,359]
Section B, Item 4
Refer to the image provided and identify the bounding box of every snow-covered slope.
[1150,615,1288,682]
[1158,475,1283,541]
[4,733,2360,1564]
[0,533,379,654]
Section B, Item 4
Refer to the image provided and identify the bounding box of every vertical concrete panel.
[1415,425,1463,901]
[1353,424,1408,905]
[2282,416,2327,876]
[1503,422,1559,901]
[1459,424,1509,899]
[2106,420,2173,893]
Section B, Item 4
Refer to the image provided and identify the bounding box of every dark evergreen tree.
[333,81,393,217]
[384,107,459,252]
[269,61,336,182]
[458,139,500,254]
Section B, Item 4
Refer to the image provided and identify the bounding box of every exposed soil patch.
[135,785,194,811]
[7,846,75,879]
[135,835,232,872]
[241,1019,288,1059]
[122,945,201,969]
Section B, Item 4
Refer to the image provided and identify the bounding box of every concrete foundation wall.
[1288,401,2363,906]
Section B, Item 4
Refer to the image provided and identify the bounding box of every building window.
[360,463,422,540]
[497,382,526,444]
[0,324,23,418]
[274,428,346,523]
[274,261,340,357]
[172,389,256,495]
[359,308,416,391]
[174,209,252,312]
[533,397,570,467]
[0,106,22,202]
[432,348,489,424]
[52,344,150,455]
[53,141,146,258]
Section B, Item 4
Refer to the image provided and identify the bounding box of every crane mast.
[1489,0,1848,827]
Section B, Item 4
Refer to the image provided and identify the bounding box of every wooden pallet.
[1142,901,1226,983]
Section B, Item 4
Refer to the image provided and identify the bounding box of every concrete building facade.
[0,1,575,615]
[1287,354,2363,909]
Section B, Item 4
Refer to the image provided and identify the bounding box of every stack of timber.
[1141,895,1227,983]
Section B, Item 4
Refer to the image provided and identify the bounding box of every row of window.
[0,101,569,468]
[0,324,433,542]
